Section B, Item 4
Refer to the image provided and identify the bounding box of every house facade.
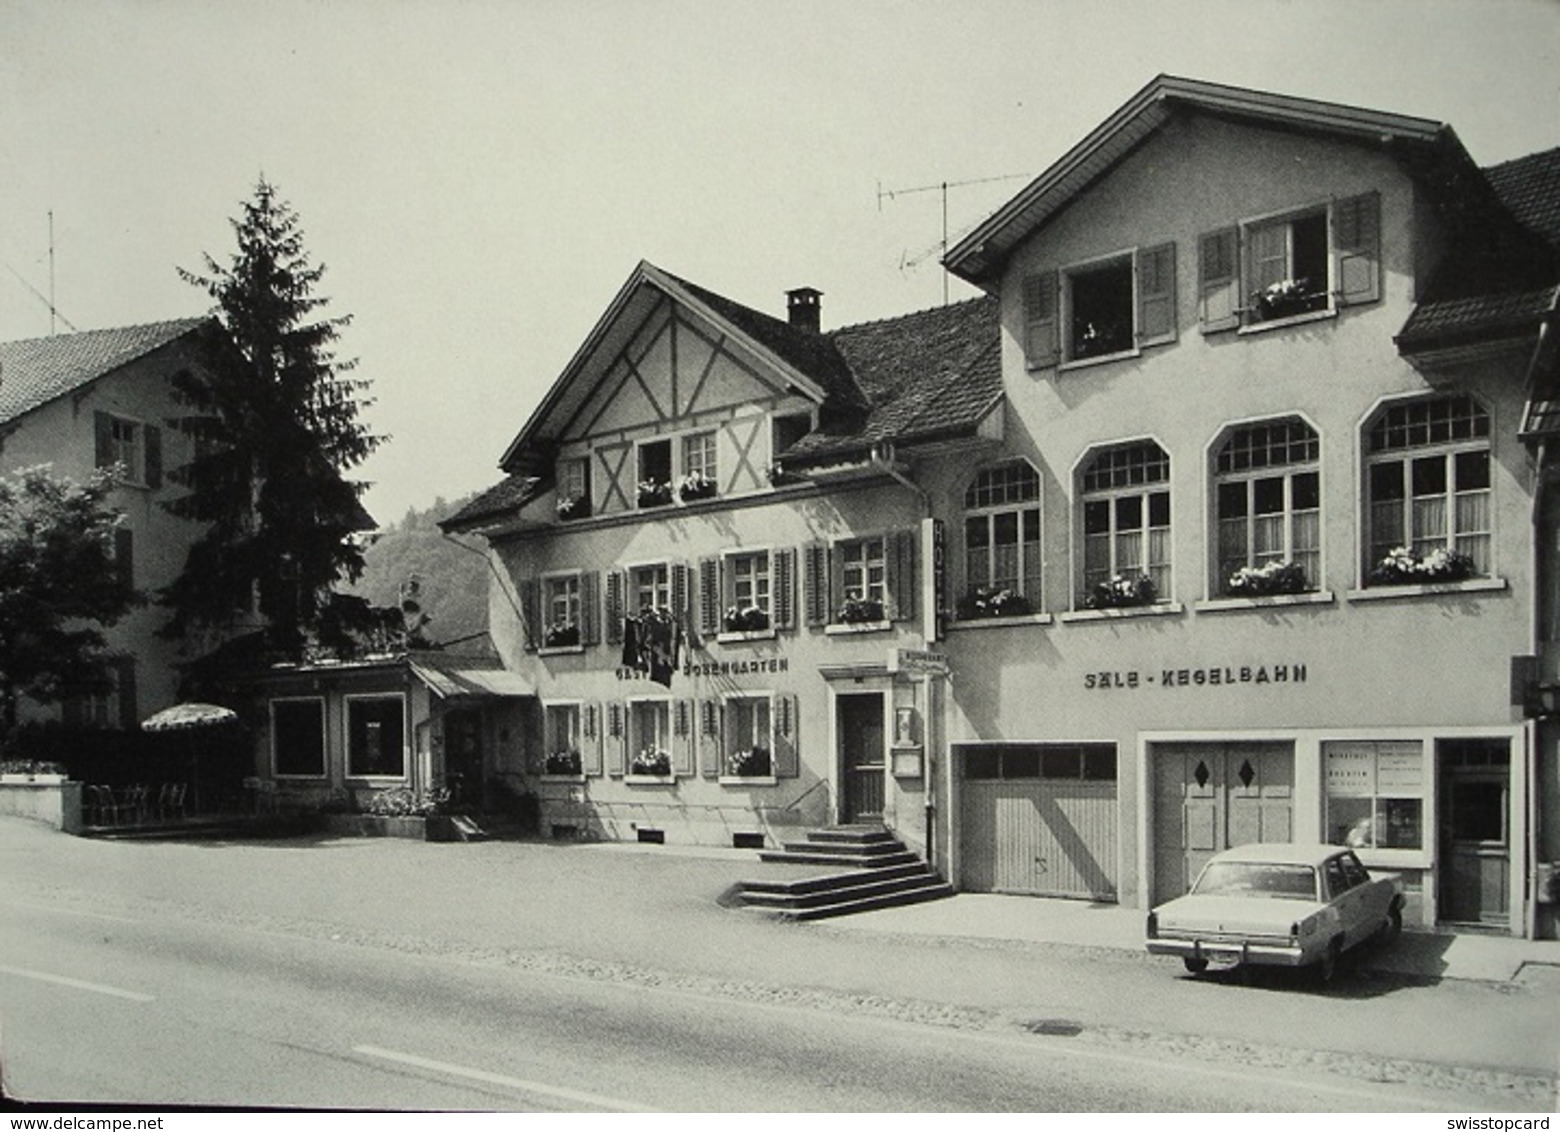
[0,318,225,729]
[449,76,1560,939]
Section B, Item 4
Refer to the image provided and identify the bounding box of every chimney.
[786,287,822,334]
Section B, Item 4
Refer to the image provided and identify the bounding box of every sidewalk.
[582,841,1560,984]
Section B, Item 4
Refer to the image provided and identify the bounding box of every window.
[1365,395,1491,584]
[632,563,671,615]
[1214,420,1320,595]
[772,412,810,460]
[1324,740,1424,851]
[961,743,1117,781]
[557,457,591,520]
[347,695,406,778]
[1080,442,1170,606]
[544,703,582,775]
[1199,193,1380,333]
[1022,243,1176,369]
[629,700,671,774]
[840,536,887,616]
[723,694,773,777]
[272,697,326,778]
[637,439,673,508]
[725,550,772,632]
[963,461,1041,617]
[680,431,718,501]
[543,573,581,649]
[94,411,161,488]
[804,530,915,627]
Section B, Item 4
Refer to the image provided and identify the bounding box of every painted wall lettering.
[1083,663,1308,690]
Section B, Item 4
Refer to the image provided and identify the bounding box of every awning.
[410,657,534,700]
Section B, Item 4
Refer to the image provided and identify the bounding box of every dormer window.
[556,456,591,521]
[1067,256,1134,361]
[637,440,673,508]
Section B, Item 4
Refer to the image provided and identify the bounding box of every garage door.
[959,743,1118,900]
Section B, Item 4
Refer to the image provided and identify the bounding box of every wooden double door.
[1152,742,1294,905]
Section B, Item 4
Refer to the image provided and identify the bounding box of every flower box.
[722,605,771,633]
[1084,574,1157,610]
[837,596,886,624]
[629,750,672,777]
[1369,546,1478,587]
[637,481,673,509]
[545,750,583,776]
[957,587,1032,619]
[677,472,717,503]
[1252,278,1328,321]
[723,746,772,778]
[555,495,590,521]
[1225,560,1311,598]
[543,623,581,649]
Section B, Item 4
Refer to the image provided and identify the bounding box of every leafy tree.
[163,178,383,656]
[0,467,138,731]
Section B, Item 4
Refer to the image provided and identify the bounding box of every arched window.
[1365,394,1490,584]
[1213,419,1320,595]
[961,461,1041,617]
[1079,441,1170,606]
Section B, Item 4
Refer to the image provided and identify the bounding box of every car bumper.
[1146,936,1308,967]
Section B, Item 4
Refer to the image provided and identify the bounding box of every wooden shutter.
[579,571,600,646]
[1334,192,1381,307]
[605,570,624,645]
[1136,242,1177,347]
[698,557,722,638]
[887,529,917,622]
[520,578,541,652]
[1198,227,1242,333]
[144,425,162,489]
[673,699,695,776]
[671,562,691,637]
[581,703,603,776]
[700,700,723,777]
[802,542,830,627]
[606,701,626,777]
[94,412,114,469]
[773,547,797,631]
[1021,271,1059,369]
[773,694,800,778]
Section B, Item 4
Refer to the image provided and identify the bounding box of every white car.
[1146,843,1404,981]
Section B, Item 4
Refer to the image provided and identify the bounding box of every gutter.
[869,440,931,518]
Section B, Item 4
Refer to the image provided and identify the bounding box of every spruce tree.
[164,178,382,656]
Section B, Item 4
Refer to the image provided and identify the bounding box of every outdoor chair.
[157,782,188,821]
[123,783,151,824]
[90,785,128,827]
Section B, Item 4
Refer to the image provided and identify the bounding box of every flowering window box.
[957,587,1032,620]
[544,751,583,777]
[1083,573,1158,611]
[555,495,590,522]
[1251,278,1329,322]
[678,472,718,503]
[637,481,673,509]
[1368,546,1479,587]
[543,623,581,650]
[1224,560,1312,598]
[628,751,672,780]
[837,597,885,624]
[721,606,772,639]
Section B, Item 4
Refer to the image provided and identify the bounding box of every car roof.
[1210,843,1344,868]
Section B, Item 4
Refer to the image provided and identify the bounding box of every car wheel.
[1182,957,1209,974]
[1318,938,1342,985]
[1378,905,1403,944]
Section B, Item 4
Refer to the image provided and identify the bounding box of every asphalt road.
[0,818,1554,1111]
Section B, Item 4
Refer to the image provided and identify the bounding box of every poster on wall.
[1325,746,1375,796]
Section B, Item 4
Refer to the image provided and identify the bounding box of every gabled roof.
[0,317,212,426]
[946,74,1453,287]
[443,472,543,532]
[1485,147,1560,252]
[497,261,866,476]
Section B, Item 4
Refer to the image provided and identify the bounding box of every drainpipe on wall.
[1526,301,1559,940]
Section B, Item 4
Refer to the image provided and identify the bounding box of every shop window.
[543,703,582,775]
[1323,740,1424,851]
[272,697,326,778]
[1365,394,1491,585]
[347,695,406,779]
[556,456,591,521]
[1080,442,1170,608]
[959,743,1117,781]
[1214,419,1320,596]
[962,461,1041,618]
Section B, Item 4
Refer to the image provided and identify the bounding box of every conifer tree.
[164,178,382,656]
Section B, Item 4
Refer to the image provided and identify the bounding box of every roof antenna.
[878,173,1027,305]
[2,211,79,335]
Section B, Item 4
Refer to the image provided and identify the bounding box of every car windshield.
[1192,861,1318,900]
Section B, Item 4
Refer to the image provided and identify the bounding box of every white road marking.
[2,899,140,924]
[353,1045,662,1112]
[0,963,154,1002]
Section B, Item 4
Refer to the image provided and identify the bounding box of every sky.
[3,0,1559,527]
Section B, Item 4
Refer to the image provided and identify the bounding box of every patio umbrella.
[141,702,239,814]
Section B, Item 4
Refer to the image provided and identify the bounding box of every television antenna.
[3,211,79,334]
[877,173,1028,304]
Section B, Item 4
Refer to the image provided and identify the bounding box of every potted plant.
[1369,545,1478,586]
[678,470,717,503]
[543,620,581,648]
[957,586,1032,619]
[630,749,672,777]
[724,746,772,778]
[837,594,886,624]
[555,494,589,521]
[637,479,672,508]
[545,750,582,776]
[1084,573,1158,610]
[1226,560,1311,597]
[723,604,770,633]
[1253,278,1327,321]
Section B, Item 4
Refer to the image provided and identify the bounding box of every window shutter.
[1334,192,1381,307]
[520,578,541,652]
[773,694,800,778]
[1198,227,1241,333]
[115,657,138,732]
[579,571,600,646]
[1136,242,1177,347]
[673,699,695,777]
[802,542,829,627]
[773,547,797,630]
[605,570,624,645]
[698,557,721,639]
[1021,271,1059,369]
[94,412,114,470]
[671,562,690,635]
[582,703,604,776]
[887,529,917,621]
[144,425,162,489]
[700,700,723,778]
[606,702,626,777]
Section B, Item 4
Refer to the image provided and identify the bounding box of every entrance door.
[838,693,885,824]
[1153,742,1294,905]
[444,709,484,808]
[1439,740,1511,926]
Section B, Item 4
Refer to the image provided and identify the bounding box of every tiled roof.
[0,318,210,425]
[786,295,1001,461]
[1486,146,1560,252]
[1397,285,1560,351]
[441,473,542,532]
